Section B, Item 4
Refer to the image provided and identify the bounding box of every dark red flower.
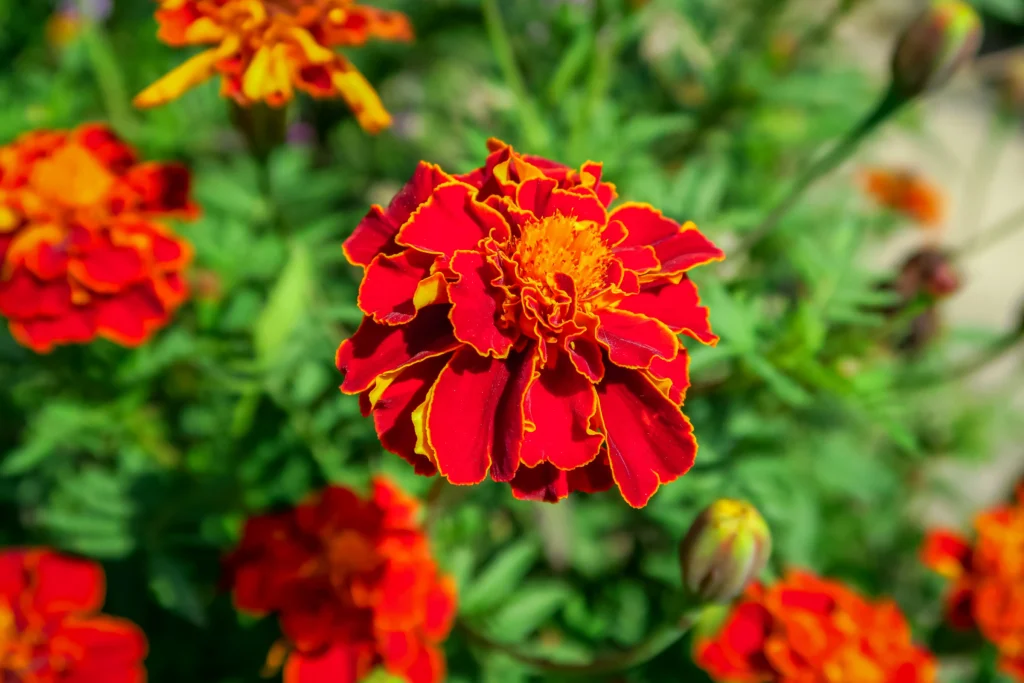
[337,139,723,508]
[0,124,198,352]
[696,570,936,683]
[0,547,147,682]
[223,477,456,683]
[922,485,1024,681]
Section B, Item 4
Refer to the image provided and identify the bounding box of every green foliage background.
[1,0,1023,681]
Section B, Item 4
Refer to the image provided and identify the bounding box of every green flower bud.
[892,0,983,98]
[679,499,771,604]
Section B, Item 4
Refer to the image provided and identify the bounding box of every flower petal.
[426,347,514,485]
[611,203,724,274]
[371,355,450,476]
[59,616,148,683]
[619,277,716,345]
[647,350,691,405]
[396,182,508,262]
[510,456,615,503]
[920,530,971,579]
[490,347,539,483]
[358,249,437,325]
[337,305,460,394]
[424,575,457,642]
[32,550,105,615]
[448,250,518,358]
[596,309,678,370]
[283,644,367,683]
[567,335,605,383]
[597,365,698,507]
[520,354,603,470]
[344,162,451,268]
[134,46,226,109]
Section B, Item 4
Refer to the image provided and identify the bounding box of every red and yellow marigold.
[695,570,936,683]
[135,0,413,133]
[0,123,197,352]
[922,483,1024,681]
[861,168,945,228]
[336,139,723,508]
[0,548,148,682]
[224,477,457,683]
[335,140,720,507]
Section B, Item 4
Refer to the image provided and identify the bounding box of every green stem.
[739,84,907,253]
[481,0,549,154]
[796,0,860,56]
[77,16,138,137]
[459,609,699,675]
[954,203,1024,259]
[908,331,1023,389]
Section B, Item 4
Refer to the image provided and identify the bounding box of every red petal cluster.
[695,570,936,683]
[0,548,147,682]
[922,483,1024,681]
[861,168,945,228]
[337,139,723,508]
[224,477,457,683]
[0,124,198,353]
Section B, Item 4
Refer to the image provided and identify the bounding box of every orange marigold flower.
[0,124,198,353]
[862,168,945,227]
[336,139,724,508]
[135,0,413,133]
[922,485,1024,681]
[224,477,457,683]
[695,570,937,683]
[0,548,148,682]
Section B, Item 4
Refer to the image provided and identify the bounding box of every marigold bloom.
[0,548,147,682]
[224,478,457,683]
[695,570,936,683]
[135,0,413,133]
[0,124,197,352]
[336,139,724,508]
[922,484,1024,681]
[862,168,945,227]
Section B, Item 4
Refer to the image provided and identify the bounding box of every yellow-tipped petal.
[134,48,224,108]
[287,26,336,64]
[241,44,294,105]
[330,67,391,134]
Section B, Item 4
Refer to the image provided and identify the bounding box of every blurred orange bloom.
[337,139,723,508]
[922,484,1024,681]
[695,570,936,683]
[224,477,456,683]
[0,124,198,352]
[0,548,148,682]
[135,0,413,133]
[862,168,945,227]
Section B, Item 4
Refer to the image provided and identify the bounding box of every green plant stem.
[458,609,699,675]
[739,85,907,253]
[908,332,1024,389]
[77,17,138,136]
[953,203,1024,259]
[481,0,549,154]
[796,0,860,55]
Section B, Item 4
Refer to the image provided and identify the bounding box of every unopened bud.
[892,0,982,98]
[679,499,771,603]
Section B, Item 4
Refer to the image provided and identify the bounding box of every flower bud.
[679,499,772,604]
[891,0,982,98]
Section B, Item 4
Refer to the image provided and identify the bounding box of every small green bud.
[679,499,772,604]
[892,0,983,98]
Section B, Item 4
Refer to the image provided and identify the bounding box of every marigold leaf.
[254,242,314,365]
[461,539,541,615]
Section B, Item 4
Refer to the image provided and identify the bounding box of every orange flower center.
[510,213,611,302]
[28,144,115,209]
[320,529,383,596]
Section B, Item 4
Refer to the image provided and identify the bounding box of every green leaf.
[150,555,207,627]
[254,242,314,365]
[461,539,541,615]
[486,580,573,640]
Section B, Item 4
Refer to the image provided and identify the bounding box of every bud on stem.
[679,499,772,604]
[892,0,983,98]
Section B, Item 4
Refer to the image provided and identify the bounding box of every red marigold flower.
[695,570,937,683]
[0,124,198,353]
[223,477,457,683]
[336,139,724,508]
[922,486,1024,681]
[135,0,413,134]
[861,167,945,227]
[0,547,147,682]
